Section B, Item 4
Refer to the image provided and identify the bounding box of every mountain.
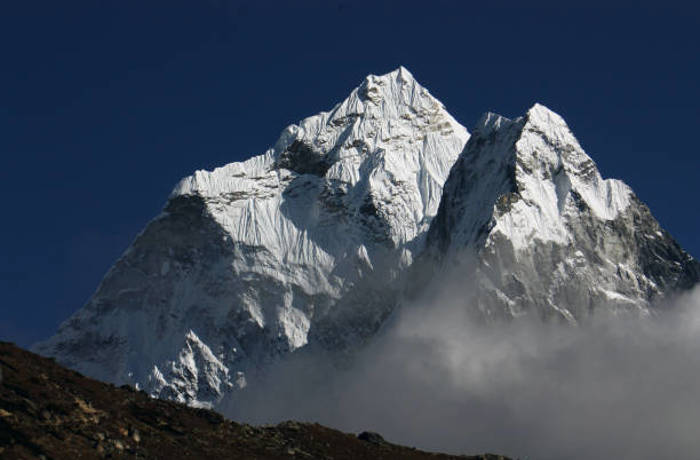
[0,341,509,460]
[423,104,700,321]
[34,67,699,414]
[34,67,469,408]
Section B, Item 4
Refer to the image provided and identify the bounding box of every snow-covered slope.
[424,104,700,321]
[34,67,469,408]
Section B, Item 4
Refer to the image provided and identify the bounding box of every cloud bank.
[226,271,700,460]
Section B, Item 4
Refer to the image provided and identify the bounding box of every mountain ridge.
[34,67,699,412]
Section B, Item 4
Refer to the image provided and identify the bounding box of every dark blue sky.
[1,1,698,347]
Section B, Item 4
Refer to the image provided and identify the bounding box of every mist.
[225,268,700,460]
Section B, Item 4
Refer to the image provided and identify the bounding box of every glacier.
[34,67,699,411]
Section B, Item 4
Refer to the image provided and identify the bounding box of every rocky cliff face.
[424,104,700,321]
[34,67,469,408]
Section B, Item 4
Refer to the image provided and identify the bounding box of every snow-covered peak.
[427,103,698,322]
[36,67,470,408]
[524,103,568,132]
[516,103,631,221]
[430,103,632,253]
[172,67,467,205]
[355,66,425,107]
[170,67,468,253]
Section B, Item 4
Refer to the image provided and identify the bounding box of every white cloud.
[226,274,700,460]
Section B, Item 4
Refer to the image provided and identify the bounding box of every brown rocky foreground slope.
[0,342,508,460]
